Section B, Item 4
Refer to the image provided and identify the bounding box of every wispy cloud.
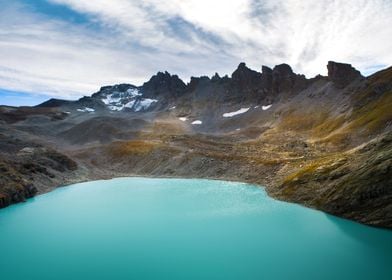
[0,0,391,101]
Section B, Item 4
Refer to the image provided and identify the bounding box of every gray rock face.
[231,62,262,85]
[261,65,273,89]
[272,64,295,93]
[141,71,187,98]
[327,61,363,88]
[188,76,212,92]
[229,63,264,101]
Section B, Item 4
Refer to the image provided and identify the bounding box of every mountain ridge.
[36,60,363,110]
[1,60,391,228]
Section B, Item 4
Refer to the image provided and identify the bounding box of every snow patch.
[77,107,95,113]
[179,117,188,122]
[126,88,142,97]
[102,92,125,110]
[192,120,202,125]
[134,98,158,112]
[223,108,250,118]
[101,88,158,112]
[101,89,141,110]
[262,104,272,110]
[124,100,136,109]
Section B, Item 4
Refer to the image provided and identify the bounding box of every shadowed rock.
[37,99,73,108]
[227,63,264,102]
[261,65,273,89]
[231,62,262,84]
[327,61,363,88]
[272,64,296,93]
[142,71,187,98]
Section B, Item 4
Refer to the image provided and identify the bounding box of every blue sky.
[1,0,391,106]
[0,89,49,106]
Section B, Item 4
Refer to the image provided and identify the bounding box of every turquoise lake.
[0,178,391,280]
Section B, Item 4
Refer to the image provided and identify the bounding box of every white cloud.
[0,0,391,100]
[0,2,235,98]
[0,4,147,98]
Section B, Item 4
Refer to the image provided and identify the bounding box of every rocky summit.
[0,61,391,228]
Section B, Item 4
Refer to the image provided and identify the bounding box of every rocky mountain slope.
[1,61,391,228]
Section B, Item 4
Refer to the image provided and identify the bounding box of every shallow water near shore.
[0,177,391,280]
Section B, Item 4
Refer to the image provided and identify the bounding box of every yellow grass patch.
[108,140,162,157]
[348,92,392,134]
[278,110,329,131]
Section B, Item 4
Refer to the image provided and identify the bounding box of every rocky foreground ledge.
[0,61,391,229]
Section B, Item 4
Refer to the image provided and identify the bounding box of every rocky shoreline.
[2,132,390,229]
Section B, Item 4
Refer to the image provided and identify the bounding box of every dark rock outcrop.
[0,132,79,209]
[231,62,262,86]
[327,61,363,88]
[272,64,296,93]
[261,65,273,89]
[141,71,187,98]
[228,63,264,102]
[211,72,221,82]
[270,64,309,94]
[188,76,211,92]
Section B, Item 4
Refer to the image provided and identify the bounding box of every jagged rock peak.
[272,64,294,76]
[211,72,221,81]
[187,76,211,91]
[144,71,185,87]
[231,62,262,82]
[142,71,187,97]
[327,61,362,88]
[190,76,210,82]
[232,62,260,74]
[261,65,273,74]
[237,62,247,69]
[268,63,298,93]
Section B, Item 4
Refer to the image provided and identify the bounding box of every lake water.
[0,178,391,280]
